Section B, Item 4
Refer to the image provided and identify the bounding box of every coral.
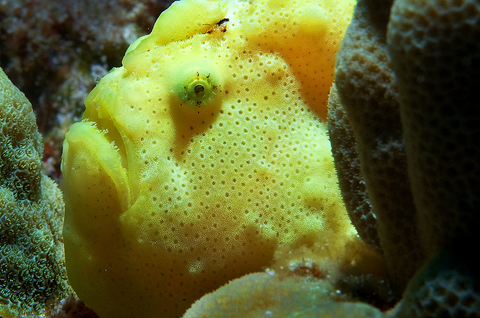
[183,272,383,318]
[333,0,423,291]
[183,272,338,318]
[327,84,379,249]
[387,0,480,258]
[394,250,480,318]
[60,0,356,317]
[0,67,72,317]
[331,0,480,316]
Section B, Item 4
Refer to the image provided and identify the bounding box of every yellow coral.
[61,0,355,317]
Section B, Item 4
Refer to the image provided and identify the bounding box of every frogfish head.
[60,0,356,317]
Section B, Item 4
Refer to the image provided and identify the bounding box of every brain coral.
[0,67,71,317]
[61,0,356,317]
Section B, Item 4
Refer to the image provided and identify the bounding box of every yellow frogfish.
[61,0,356,317]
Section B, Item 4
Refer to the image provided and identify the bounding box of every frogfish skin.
[60,0,356,317]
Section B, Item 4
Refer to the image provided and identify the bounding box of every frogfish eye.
[178,71,217,108]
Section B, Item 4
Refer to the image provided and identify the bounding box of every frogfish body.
[61,0,356,317]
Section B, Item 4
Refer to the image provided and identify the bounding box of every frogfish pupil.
[195,85,204,94]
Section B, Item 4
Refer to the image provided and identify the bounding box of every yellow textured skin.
[61,0,356,317]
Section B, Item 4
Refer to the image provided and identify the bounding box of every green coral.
[0,67,72,317]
